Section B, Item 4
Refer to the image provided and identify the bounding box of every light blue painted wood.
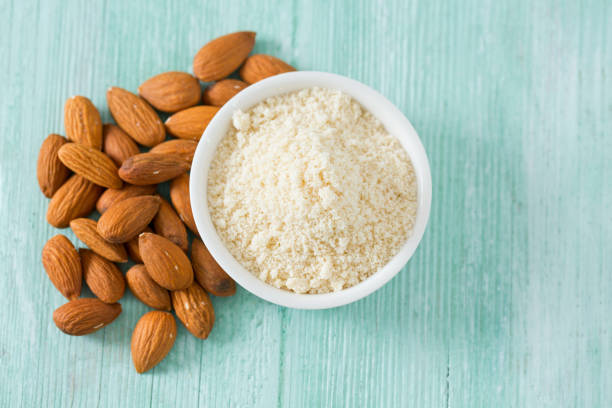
[0,0,610,406]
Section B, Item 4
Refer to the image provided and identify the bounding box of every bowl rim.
[190,71,432,309]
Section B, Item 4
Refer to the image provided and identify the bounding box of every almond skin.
[202,79,248,107]
[126,227,152,263]
[170,173,198,236]
[107,87,165,147]
[150,139,197,167]
[97,195,161,243]
[96,184,157,214]
[126,264,171,311]
[47,175,103,228]
[153,197,188,251]
[139,232,193,291]
[64,96,102,149]
[171,282,215,339]
[80,249,126,303]
[53,298,121,336]
[103,124,140,166]
[70,218,128,263]
[192,31,256,82]
[138,72,201,113]
[131,311,176,374]
[239,54,296,84]
[165,106,219,140]
[58,143,122,189]
[42,235,82,300]
[37,134,70,198]
[118,153,190,185]
[191,238,236,297]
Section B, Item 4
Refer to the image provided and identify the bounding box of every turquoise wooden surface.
[0,0,610,406]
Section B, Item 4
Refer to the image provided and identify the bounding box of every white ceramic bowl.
[190,71,431,309]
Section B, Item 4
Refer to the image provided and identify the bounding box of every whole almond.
[150,139,197,167]
[126,227,152,263]
[97,195,161,243]
[70,218,128,263]
[153,197,188,251]
[118,153,189,185]
[47,175,103,228]
[191,238,236,297]
[80,249,126,303]
[53,298,121,336]
[96,184,157,214]
[107,87,165,147]
[165,106,219,140]
[139,232,193,291]
[202,79,248,107]
[126,265,171,311]
[58,143,122,189]
[171,282,215,339]
[103,124,140,166]
[170,173,198,236]
[239,54,296,84]
[131,311,176,374]
[64,96,102,149]
[37,134,70,198]
[192,31,256,82]
[42,235,82,300]
[138,72,201,113]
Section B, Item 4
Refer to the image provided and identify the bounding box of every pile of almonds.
[36,31,295,374]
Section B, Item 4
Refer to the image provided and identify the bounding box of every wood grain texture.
[0,0,610,406]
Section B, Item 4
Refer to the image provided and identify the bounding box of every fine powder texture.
[207,87,418,294]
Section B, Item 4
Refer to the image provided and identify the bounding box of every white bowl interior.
[190,71,432,309]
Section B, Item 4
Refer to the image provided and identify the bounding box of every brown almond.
[58,143,122,189]
[80,249,125,303]
[96,184,157,214]
[42,235,82,300]
[47,175,103,228]
[131,311,176,373]
[171,282,214,339]
[239,54,296,84]
[202,79,248,107]
[53,298,121,336]
[70,218,128,263]
[107,87,165,147]
[64,96,102,149]
[153,197,188,251]
[126,227,152,263]
[126,264,171,311]
[191,238,236,297]
[165,106,219,140]
[150,139,197,167]
[37,134,70,198]
[118,153,189,185]
[138,72,201,113]
[170,173,198,236]
[97,195,161,243]
[192,31,256,82]
[139,232,193,290]
[103,124,140,166]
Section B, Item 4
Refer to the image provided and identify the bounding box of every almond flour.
[207,87,418,294]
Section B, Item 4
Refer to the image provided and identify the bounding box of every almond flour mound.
[207,87,417,294]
